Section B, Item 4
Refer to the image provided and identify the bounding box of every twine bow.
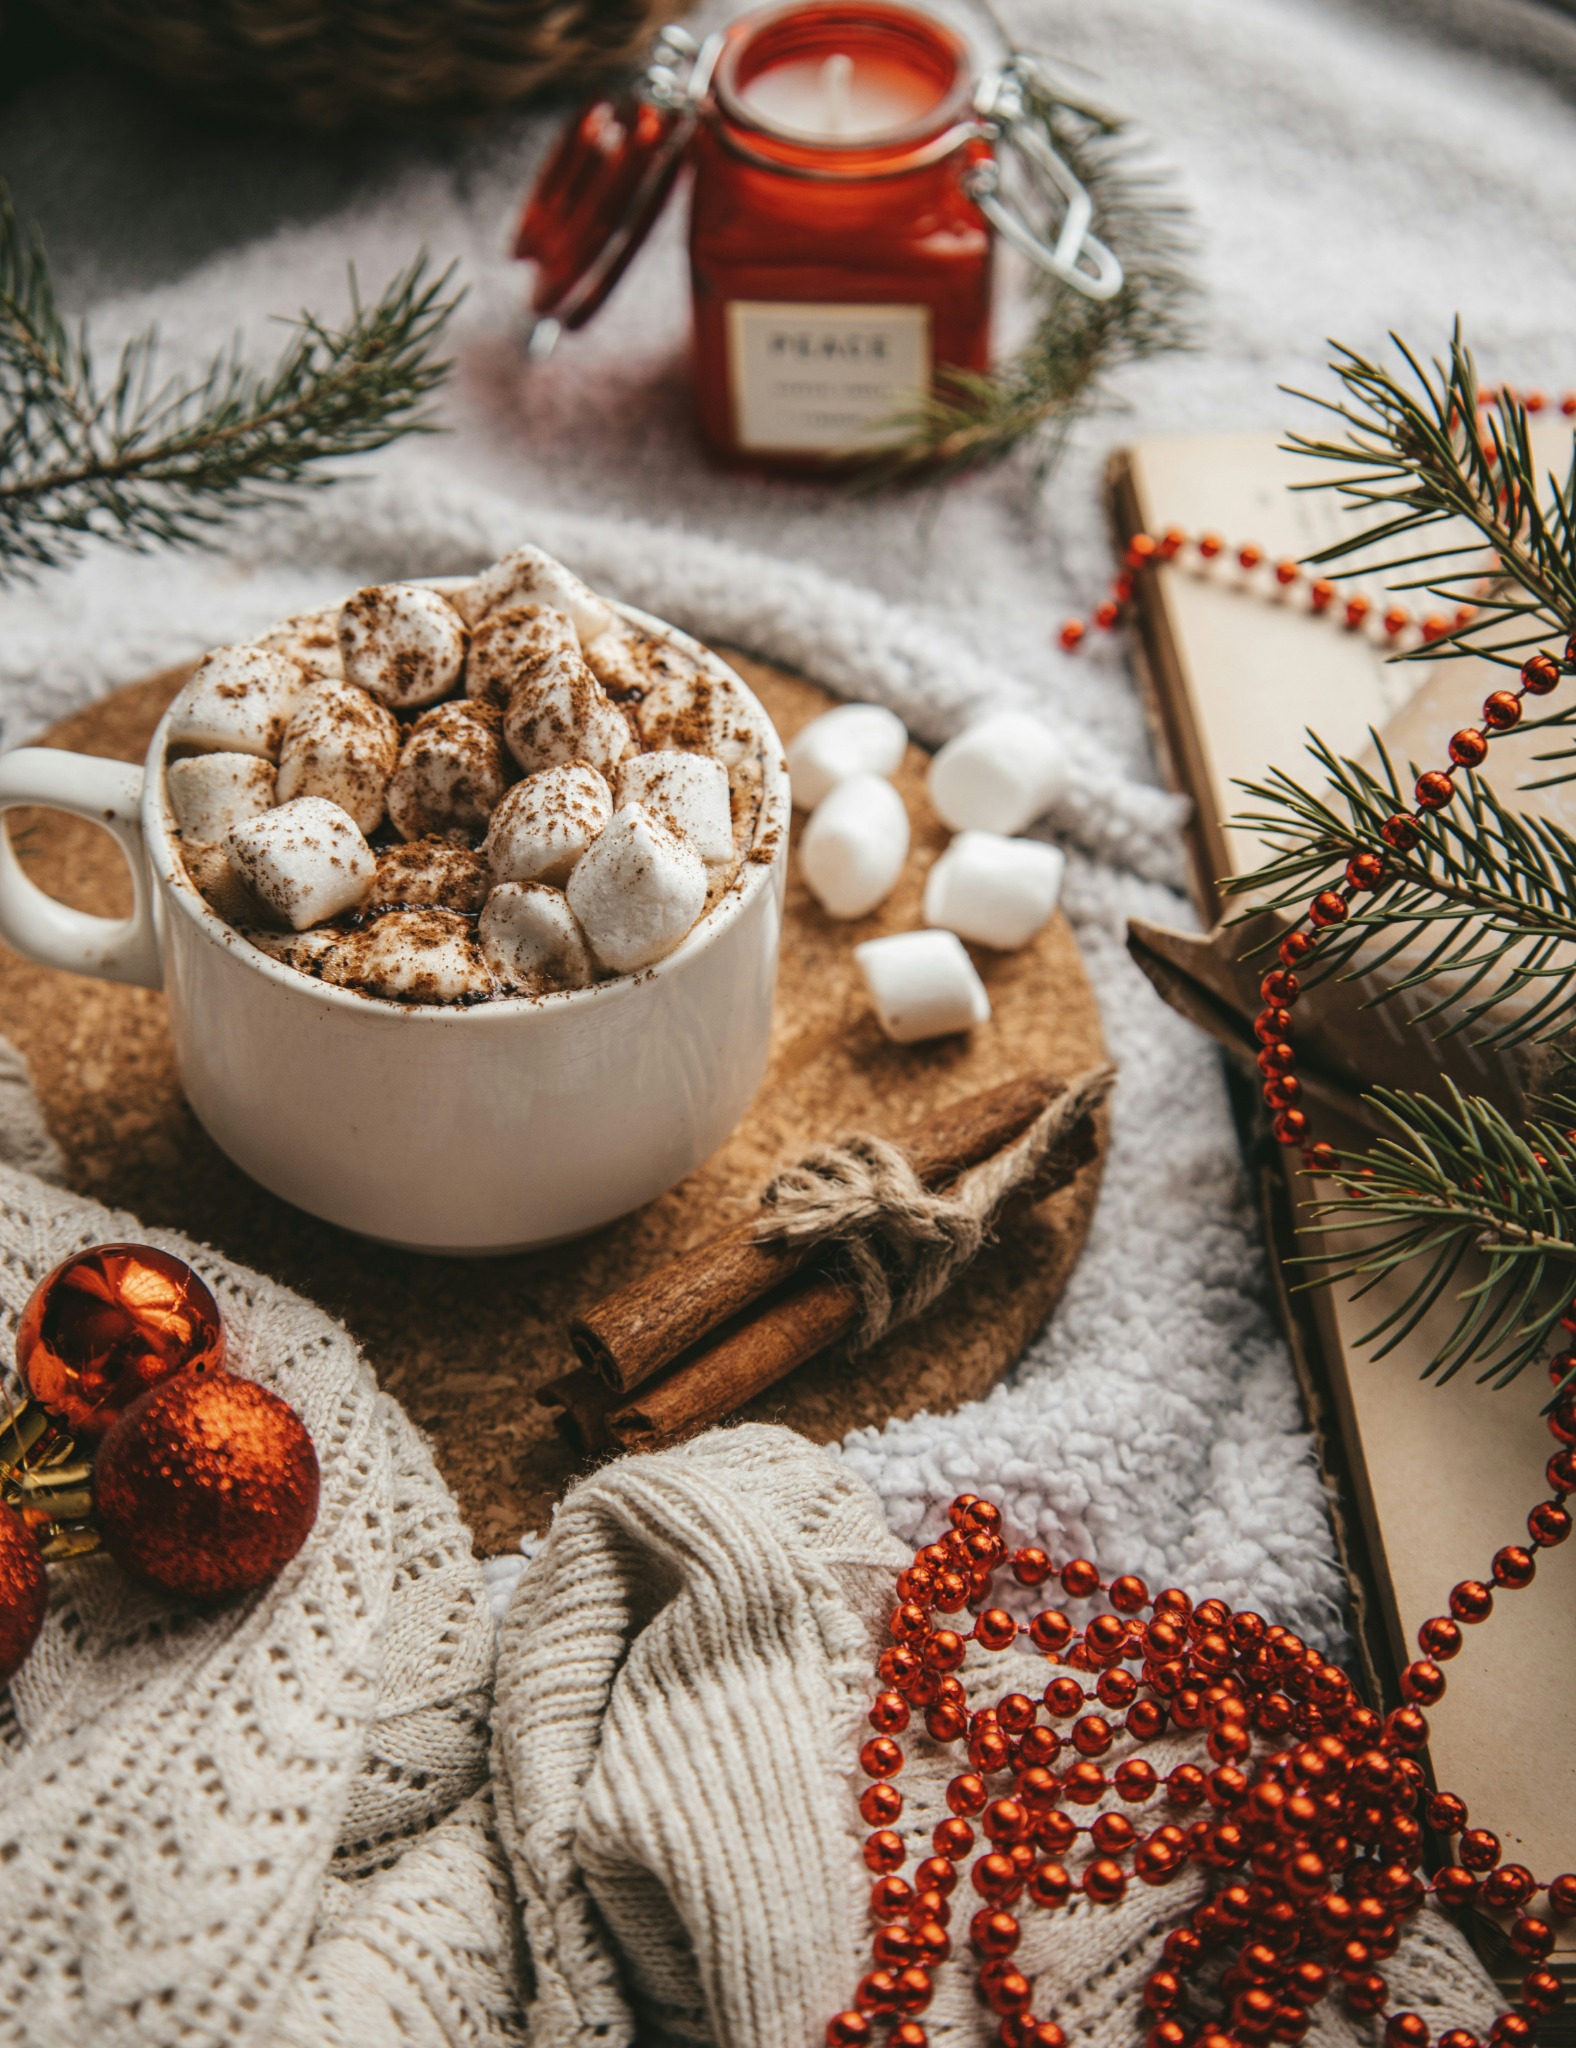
[753,1064,1116,1348]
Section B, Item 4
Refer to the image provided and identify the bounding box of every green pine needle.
[0,182,461,580]
[1302,1082,1576,1398]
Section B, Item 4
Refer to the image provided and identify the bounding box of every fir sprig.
[0,183,460,580]
[1305,1083,1576,1397]
[1228,732,1576,1047]
[1282,324,1576,670]
[867,61,1194,484]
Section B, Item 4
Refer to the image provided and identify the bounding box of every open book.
[1112,431,1575,1988]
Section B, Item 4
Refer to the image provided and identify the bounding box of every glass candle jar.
[514,2,1121,472]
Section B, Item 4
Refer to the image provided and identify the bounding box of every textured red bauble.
[17,1242,224,1438]
[0,1498,48,1683]
[93,1367,318,1597]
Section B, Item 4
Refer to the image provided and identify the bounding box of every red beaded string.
[827,1483,1574,2048]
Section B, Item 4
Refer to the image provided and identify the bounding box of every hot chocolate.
[162,548,770,1005]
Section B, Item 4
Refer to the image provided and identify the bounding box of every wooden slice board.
[0,655,1109,1554]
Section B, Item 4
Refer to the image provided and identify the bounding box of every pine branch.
[1228,733,1576,1046]
[0,183,461,580]
[863,61,1195,485]
[1303,1083,1576,1397]
[1280,323,1576,671]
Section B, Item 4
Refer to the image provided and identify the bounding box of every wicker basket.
[31,0,683,129]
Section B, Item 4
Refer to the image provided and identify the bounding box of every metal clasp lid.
[515,25,721,358]
[967,57,1124,304]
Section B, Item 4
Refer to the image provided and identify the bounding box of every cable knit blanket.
[3,0,1573,2036]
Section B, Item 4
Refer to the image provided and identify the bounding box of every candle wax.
[737,50,941,141]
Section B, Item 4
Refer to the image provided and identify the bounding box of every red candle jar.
[514,3,1121,471]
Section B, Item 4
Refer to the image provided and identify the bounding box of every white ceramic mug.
[0,601,790,1254]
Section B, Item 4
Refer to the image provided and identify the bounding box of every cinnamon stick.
[605,1274,859,1448]
[593,1098,1103,1453]
[571,1072,1068,1393]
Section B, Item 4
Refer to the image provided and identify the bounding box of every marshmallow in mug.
[479,881,595,992]
[166,753,277,842]
[618,750,734,865]
[503,652,633,778]
[466,604,581,707]
[339,584,469,710]
[388,699,512,843]
[484,763,613,887]
[928,710,1062,837]
[566,803,708,974]
[798,773,910,920]
[855,928,991,1044]
[786,702,907,810]
[275,680,401,835]
[322,908,493,1004]
[228,796,376,931]
[368,839,491,913]
[456,544,613,645]
[167,646,309,759]
[924,831,1066,951]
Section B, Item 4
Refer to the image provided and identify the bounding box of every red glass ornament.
[17,1243,224,1439]
[1448,728,1489,768]
[1415,770,1455,811]
[1459,1829,1502,1872]
[0,1498,47,1684]
[93,1367,318,1598]
[1482,690,1522,731]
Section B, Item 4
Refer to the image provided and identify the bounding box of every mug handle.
[0,749,163,990]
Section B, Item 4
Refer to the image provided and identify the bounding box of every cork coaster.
[0,655,1108,1554]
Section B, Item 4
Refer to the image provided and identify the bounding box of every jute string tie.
[753,1065,1116,1348]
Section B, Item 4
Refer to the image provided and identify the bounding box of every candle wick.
[820,52,854,136]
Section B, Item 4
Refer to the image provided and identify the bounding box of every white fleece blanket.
[5,0,1576,1642]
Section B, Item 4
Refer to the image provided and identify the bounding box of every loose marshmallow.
[923,831,1066,951]
[484,762,612,886]
[368,838,490,913]
[928,711,1063,836]
[257,609,344,684]
[181,841,267,927]
[339,584,469,710]
[321,909,494,1004]
[166,753,277,841]
[479,882,596,992]
[167,646,309,759]
[786,703,908,810]
[798,773,910,920]
[227,797,376,931]
[854,930,991,1044]
[454,544,612,644]
[566,802,708,974]
[275,680,400,834]
[388,700,512,843]
[466,604,581,707]
[618,750,733,865]
[503,651,632,778]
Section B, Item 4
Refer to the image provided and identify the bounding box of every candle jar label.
[726,300,931,455]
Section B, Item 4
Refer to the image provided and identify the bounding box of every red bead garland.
[827,1483,1574,2048]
